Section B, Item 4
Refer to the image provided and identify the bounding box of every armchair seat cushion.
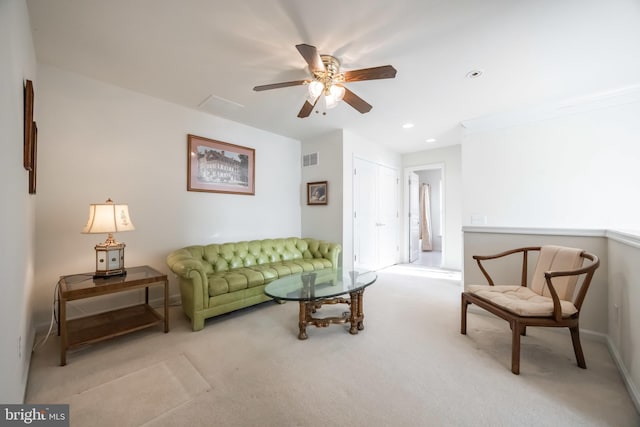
[467,285,578,318]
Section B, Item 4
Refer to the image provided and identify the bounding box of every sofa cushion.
[467,284,578,317]
[208,268,266,296]
[247,265,278,281]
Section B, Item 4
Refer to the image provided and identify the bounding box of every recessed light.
[426,138,437,143]
[466,69,483,79]
[402,123,414,129]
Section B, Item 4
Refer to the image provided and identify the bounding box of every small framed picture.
[307,181,328,205]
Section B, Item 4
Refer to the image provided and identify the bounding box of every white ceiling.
[26,0,640,153]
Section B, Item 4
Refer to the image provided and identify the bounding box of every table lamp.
[81,198,135,278]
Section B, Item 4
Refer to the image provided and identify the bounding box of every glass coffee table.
[264,268,377,339]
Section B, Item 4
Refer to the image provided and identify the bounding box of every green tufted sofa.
[166,237,341,331]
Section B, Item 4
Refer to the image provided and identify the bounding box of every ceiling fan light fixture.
[308,80,324,98]
[330,85,345,101]
[254,44,396,118]
[324,92,339,109]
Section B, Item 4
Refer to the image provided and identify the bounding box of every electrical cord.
[32,281,60,352]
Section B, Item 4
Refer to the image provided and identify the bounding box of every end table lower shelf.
[58,265,169,365]
[66,304,164,348]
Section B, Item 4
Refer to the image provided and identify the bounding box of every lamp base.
[94,242,127,279]
[93,269,127,279]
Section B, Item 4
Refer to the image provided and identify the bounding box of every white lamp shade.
[82,199,135,234]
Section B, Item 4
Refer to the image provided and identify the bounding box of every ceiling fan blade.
[343,87,372,114]
[297,96,319,118]
[344,65,397,82]
[253,80,307,91]
[296,44,325,73]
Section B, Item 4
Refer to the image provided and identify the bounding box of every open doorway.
[406,164,444,269]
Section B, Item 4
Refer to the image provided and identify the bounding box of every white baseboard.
[606,337,640,414]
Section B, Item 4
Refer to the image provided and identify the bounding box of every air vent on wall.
[303,152,319,167]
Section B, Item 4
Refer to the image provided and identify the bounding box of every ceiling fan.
[253,44,397,118]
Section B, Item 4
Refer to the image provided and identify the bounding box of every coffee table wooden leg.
[298,301,308,340]
[357,290,365,331]
[348,291,359,335]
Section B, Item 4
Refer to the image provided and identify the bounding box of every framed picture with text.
[187,134,255,195]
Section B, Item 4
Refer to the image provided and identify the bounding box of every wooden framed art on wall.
[29,122,37,194]
[23,79,34,171]
[187,134,255,195]
[307,181,328,205]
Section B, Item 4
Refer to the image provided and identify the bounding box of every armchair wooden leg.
[461,293,469,335]
[511,321,521,375]
[569,326,586,369]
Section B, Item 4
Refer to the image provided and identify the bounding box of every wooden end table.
[57,265,169,365]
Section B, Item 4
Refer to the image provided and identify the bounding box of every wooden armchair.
[461,245,600,374]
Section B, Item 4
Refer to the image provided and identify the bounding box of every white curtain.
[420,183,433,251]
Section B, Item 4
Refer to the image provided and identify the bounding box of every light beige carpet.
[26,264,640,426]
[66,354,209,427]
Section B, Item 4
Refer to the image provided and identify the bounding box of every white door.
[353,159,378,270]
[377,164,399,267]
[408,172,420,262]
[354,158,399,270]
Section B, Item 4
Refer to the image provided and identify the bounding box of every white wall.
[33,64,302,325]
[402,145,462,270]
[0,0,37,403]
[607,232,640,409]
[461,100,640,229]
[301,130,343,248]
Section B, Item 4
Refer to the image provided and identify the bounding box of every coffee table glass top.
[264,268,377,301]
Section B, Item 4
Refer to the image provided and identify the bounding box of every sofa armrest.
[166,248,210,309]
[304,238,342,269]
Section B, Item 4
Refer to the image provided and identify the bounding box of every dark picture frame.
[307,181,328,205]
[28,122,37,194]
[23,79,34,171]
[187,134,255,195]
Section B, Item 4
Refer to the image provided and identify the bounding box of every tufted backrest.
[184,237,325,273]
